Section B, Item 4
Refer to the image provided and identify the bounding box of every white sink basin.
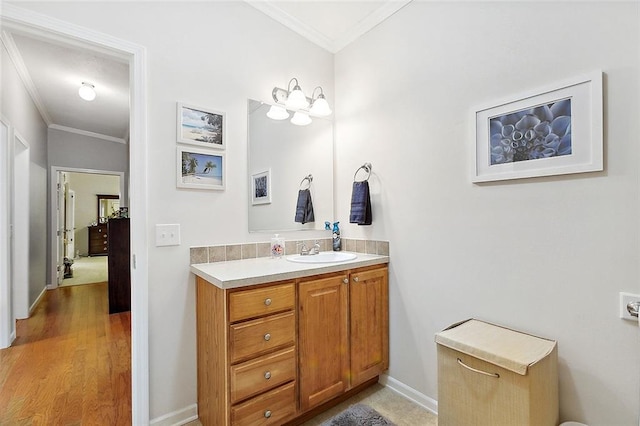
[287,252,357,264]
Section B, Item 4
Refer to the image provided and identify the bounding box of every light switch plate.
[156,224,180,247]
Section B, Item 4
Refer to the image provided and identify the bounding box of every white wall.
[335,2,640,425]
[9,1,334,420]
[66,172,120,256]
[1,41,48,308]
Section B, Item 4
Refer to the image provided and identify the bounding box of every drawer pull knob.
[353,276,359,282]
[264,298,272,306]
[264,410,272,418]
[343,278,348,284]
[103,241,107,245]
[264,333,271,341]
[103,234,107,238]
[457,358,500,378]
[264,371,271,380]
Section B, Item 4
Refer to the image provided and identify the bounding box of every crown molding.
[245,0,335,52]
[245,0,413,53]
[332,1,413,53]
[1,30,53,125]
[49,124,127,144]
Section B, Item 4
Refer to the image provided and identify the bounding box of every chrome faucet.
[298,242,309,255]
[298,240,321,255]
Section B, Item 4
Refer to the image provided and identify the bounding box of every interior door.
[56,172,65,285]
[65,188,75,259]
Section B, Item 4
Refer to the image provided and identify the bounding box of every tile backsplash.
[190,238,389,264]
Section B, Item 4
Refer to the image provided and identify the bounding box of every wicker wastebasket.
[435,319,558,426]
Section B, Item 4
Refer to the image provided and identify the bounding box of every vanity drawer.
[230,311,295,363]
[230,381,296,426]
[230,346,296,404]
[229,282,295,323]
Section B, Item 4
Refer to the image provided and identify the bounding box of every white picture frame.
[177,146,225,190]
[177,102,225,149]
[472,70,603,183]
[251,169,271,205]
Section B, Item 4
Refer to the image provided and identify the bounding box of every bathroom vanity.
[191,253,389,426]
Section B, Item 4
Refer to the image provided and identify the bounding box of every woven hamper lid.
[435,319,556,375]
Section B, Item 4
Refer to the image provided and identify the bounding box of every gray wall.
[1,42,48,308]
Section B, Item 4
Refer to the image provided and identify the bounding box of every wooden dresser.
[107,218,130,314]
[88,224,109,256]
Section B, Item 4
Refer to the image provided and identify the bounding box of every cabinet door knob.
[353,276,359,282]
[264,298,272,306]
[264,371,271,380]
[264,410,272,418]
[343,278,348,284]
[264,333,271,341]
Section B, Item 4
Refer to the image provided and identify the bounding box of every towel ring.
[299,174,313,189]
[353,163,372,182]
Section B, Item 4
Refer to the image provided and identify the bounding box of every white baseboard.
[28,286,47,316]
[380,374,438,415]
[150,404,198,426]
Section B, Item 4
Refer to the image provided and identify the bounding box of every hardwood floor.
[0,282,131,425]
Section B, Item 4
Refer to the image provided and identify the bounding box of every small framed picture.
[177,102,225,149]
[177,146,225,190]
[251,170,271,205]
[472,70,602,182]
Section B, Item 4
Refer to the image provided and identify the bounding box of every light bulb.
[291,111,312,126]
[309,95,332,116]
[266,105,289,120]
[78,82,96,101]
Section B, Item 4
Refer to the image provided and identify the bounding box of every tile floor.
[185,383,437,425]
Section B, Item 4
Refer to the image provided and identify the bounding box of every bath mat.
[321,403,396,426]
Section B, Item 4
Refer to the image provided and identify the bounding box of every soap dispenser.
[271,234,285,258]
[325,221,341,251]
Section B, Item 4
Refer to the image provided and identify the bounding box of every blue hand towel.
[295,189,315,224]
[349,181,372,225]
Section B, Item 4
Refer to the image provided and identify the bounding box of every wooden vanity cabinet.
[298,273,350,411]
[195,264,388,426]
[298,265,389,411]
[196,278,297,426]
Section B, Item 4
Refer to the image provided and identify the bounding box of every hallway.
[0,283,131,425]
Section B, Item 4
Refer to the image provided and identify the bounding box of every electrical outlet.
[619,292,640,321]
[155,224,180,247]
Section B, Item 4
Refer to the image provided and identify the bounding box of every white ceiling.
[1,1,408,144]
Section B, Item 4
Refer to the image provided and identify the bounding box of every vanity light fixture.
[78,82,96,101]
[291,111,312,126]
[309,86,332,117]
[269,77,332,126]
[266,104,289,120]
[284,77,309,110]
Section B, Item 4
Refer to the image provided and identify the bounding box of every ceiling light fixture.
[78,82,96,101]
[269,77,332,126]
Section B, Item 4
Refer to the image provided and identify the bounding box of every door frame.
[49,167,125,289]
[0,5,150,424]
[12,131,30,320]
[0,116,14,348]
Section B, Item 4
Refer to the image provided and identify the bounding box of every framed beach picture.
[177,102,225,149]
[177,146,225,190]
[251,170,271,205]
[471,70,602,183]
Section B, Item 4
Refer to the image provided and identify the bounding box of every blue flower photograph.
[489,98,572,165]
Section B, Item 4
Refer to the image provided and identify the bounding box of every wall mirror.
[247,99,334,232]
[97,194,120,223]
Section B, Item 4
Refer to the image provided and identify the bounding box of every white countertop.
[190,251,389,289]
